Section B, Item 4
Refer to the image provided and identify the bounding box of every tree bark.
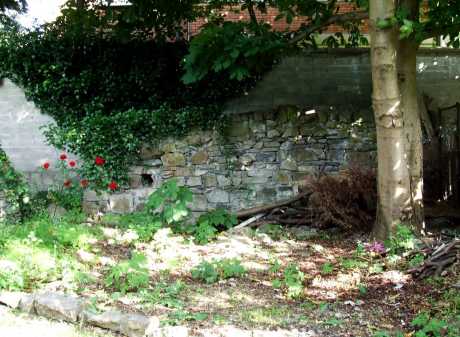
[397,0,425,233]
[369,0,412,240]
[244,0,260,34]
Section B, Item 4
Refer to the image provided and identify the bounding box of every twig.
[290,11,368,45]
[230,213,266,232]
[236,192,311,219]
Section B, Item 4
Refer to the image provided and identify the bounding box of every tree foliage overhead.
[373,0,460,46]
[0,0,254,185]
[182,0,368,83]
[0,0,26,13]
[47,0,201,41]
[424,0,460,46]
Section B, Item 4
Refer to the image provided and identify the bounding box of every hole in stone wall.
[141,173,154,187]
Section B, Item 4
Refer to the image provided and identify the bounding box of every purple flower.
[365,241,386,254]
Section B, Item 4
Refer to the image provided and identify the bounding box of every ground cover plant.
[1,199,458,336]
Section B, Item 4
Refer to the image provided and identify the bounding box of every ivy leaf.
[400,19,414,39]
[377,19,392,29]
[230,49,239,59]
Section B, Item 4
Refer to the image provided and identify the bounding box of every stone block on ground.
[82,310,124,332]
[121,313,159,337]
[34,293,85,323]
[239,153,256,166]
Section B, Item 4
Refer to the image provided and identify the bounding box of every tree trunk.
[369,0,412,240]
[397,0,425,233]
[76,0,86,10]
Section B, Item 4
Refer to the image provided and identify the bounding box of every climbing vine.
[0,0,367,185]
[0,146,30,222]
[0,14,254,185]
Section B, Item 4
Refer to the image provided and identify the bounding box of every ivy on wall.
[0,15,256,185]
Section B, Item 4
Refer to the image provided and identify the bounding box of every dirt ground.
[28,224,459,337]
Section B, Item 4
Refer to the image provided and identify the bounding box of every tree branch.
[422,23,460,41]
[246,1,259,27]
[290,10,368,45]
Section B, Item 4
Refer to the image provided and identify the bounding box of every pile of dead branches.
[232,191,312,231]
[233,168,376,232]
[408,237,460,279]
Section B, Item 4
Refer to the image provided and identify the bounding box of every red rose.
[63,180,72,188]
[60,153,67,160]
[80,179,89,188]
[42,162,50,170]
[95,156,105,166]
[69,160,76,168]
[108,181,118,191]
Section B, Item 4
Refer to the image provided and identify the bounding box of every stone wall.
[88,107,376,215]
[2,49,460,215]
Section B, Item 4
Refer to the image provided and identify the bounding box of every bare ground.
[10,225,460,336]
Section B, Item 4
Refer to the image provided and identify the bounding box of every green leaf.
[412,312,430,327]
[377,19,392,29]
[272,278,282,289]
[191,312,208,321]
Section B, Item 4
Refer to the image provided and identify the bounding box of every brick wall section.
[187,1,368,37]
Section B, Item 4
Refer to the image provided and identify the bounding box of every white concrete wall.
[0,79,60,173]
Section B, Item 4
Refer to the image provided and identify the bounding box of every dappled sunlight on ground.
[1,216,458,336]
[0,306,114,337]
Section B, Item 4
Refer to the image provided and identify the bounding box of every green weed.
[105,252,150,293]
[191,258,246,284]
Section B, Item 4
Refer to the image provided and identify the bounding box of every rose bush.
[40,154,118,212]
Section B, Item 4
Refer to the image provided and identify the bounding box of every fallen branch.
[236,192,311,219]
[230,213,266,231]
